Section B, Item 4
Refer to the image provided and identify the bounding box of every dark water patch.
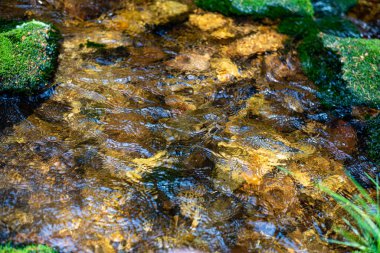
[0,88,55,134]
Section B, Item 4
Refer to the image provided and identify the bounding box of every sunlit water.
[0,1,378,252]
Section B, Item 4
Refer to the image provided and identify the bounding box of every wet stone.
[225,28,288,57]
[327,120,358,154]
[165,95,197,111]
[210,58,240,82]
[189,12,230,32]
[166,53,211,72]
[104,1,189,35]
[40,0,124,19]
[129,46,167,65]
[258,175,298,214]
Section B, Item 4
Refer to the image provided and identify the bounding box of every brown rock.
[328,120,358,154]
[225,29,287,57]
[149,1,189,25]
[166,53,210,72]
[165,95,196,111]
[189,13,229,31]
[210,57,240,82]
[264,53,298,82]
[259,176,297,213]
[104,1,189,34]
[211,27,236,39]
[129,46,167,65]
[43,0,123,19]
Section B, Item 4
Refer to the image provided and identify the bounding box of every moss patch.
[0,20,60,94]
[0,244,56,253]
[297,34,380,108]
[195,0,314,18]
[322,35,380,107]
[278,16,364,107]
[278,16,360,38]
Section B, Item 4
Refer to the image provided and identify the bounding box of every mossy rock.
[278,16,360,39]
[367,115,380,164]
[195,0,314,19]
[278,14,380,109]
[296,34,380,108]
[312,0,357,17]
[322,35,380,107]
[0,244,57,253]
[0,20,60,94]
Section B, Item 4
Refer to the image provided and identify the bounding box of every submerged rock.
[210,57,240,82]
[0,20,60,94]
[41,0,123,19]
[327,120,358,154]
[104,1,189,35]
[166,53,211,72]
[225,28,287,57]
[189,12,230,32]
[165,94,197,111]
[259,175,297,213]
[195,0,314,18]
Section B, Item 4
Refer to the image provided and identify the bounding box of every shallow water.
[0,1,378,252]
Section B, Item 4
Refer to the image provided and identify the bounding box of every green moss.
[367,115,380,164]
[279,15,379,108]
[0,20,60,94]
[316,17,360,38]
[278,16,359,39]
[297,33,355,107]
[0,244,56,253]
[296,34,380,108]
[195,0,314,19]
[312,0,357,17]
[322,35,380,107]
[278,16,318,38]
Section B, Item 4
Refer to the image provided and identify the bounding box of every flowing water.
[0,1,378,252]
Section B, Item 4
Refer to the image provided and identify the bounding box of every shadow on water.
[0,87,56,134]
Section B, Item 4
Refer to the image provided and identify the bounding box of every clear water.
[0,1,378,252]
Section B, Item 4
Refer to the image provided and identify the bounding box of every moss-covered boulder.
[0,20,60,94]
[278,16,360,39]
[296,34,380,108]
[278,13,380,108]
[195,0,314,18]
[322,35,380,107]
[278,16,365,107]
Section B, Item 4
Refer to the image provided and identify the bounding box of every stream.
[0,1,378,252]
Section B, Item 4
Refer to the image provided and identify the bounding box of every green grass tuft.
[320,174,380,252]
